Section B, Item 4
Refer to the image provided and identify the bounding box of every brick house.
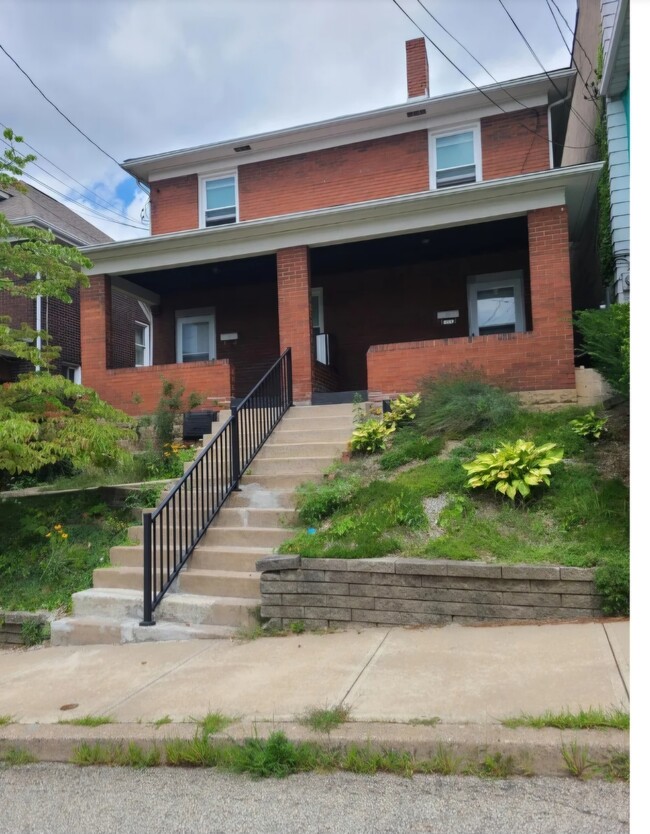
[0,182,113,382]
[80,38,602,414]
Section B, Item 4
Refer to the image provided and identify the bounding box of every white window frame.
[429,124,482,191]
[467,271,525,338]
[311,287,324,335]
[175,308,216,363]
[136,300,153,367]
[199,171,238,229]
[61,364,81,384]
[134,321,150,367]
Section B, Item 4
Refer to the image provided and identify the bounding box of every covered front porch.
[80,164,600,414]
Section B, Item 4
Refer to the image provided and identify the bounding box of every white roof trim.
[83,163,602,278]
[125,70,574,183]
[7,215,88,247]
[601,0,629,96]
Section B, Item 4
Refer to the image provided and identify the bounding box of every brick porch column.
[277,246,314,403]
[80,274,111,396]
[527,205,576,389]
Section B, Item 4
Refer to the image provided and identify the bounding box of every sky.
[1,0,584,241]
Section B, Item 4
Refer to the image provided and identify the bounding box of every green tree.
[0,128,135,476]
[1,127,92,366]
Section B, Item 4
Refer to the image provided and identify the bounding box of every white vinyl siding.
[605,97,630,302]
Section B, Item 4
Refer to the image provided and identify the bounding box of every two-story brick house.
[80,38,602,413]
[0,182,113,382]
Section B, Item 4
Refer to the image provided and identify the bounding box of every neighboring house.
[0,182,114,382]
[80,38,602,414]
[562,0,629,303]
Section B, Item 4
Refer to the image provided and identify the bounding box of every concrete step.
[179,569,261,598]
[277,416,354,431]
[212,507,297,528]
[287,404,354,417]
[239,472,323,489]
[266,428,351,444]
[257,442,346,460]
[190,545,271,572]
[69,587,260,628]
[248,457,333,476]
[110,545,144,568]
[51,615,237,646]
[93,566,152,591]
[201,526,291,548]
[226,485,296,509]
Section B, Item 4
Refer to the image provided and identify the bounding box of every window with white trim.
[135,321,150,367]
[202,175,237,227]
[430,126,481,190]
[176,310,216,363]
[467,271,525,337]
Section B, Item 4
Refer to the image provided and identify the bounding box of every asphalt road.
[0,764,629,834]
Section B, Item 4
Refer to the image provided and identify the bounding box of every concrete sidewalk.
[0,620,629,774]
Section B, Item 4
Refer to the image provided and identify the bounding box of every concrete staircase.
[51,404,354,645]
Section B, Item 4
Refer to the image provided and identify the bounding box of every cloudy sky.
[2,0,583,241]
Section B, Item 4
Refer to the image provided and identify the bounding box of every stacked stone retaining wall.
[257,556,603,628]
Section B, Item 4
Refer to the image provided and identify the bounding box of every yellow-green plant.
[384,393,421,428]
[350,419,395,454]
[569,410,608,440]
[463,440,564,500]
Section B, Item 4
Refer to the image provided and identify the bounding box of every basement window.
[429,125,481,190]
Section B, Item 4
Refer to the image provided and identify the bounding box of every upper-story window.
[202,174,237,227]
[430,126,481,190]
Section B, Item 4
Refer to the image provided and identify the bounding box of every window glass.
[436,131,476,188]
[476,286,516,335]
[135,323,147,366]
[205,177,236,226]
[182,321,210,361]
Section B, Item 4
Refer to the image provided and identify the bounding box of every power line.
[0,41,148,194]
[544,0,596,104]
[495,0,595,136]
[389,0,596,150]
[0,135,146,227]
[548,0,595,75]
[20,171,149,232]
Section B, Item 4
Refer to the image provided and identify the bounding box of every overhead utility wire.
[21,170,149,231]
[547,0,595,75]
[0,120,146,225]
[544,0,596,103]
[389,0,595,150]
[496,0,596,135]
[0,41,148,194]
[0,135,146,227]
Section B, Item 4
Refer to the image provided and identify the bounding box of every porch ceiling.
[83,163,602,278]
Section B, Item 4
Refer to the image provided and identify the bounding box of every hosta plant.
[384,393,422,428]
[350,418,395,454]
[463,440,564,501]
[569,410,608,440]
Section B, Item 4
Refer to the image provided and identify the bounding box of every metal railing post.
[231,403,242,491]
[140,512,155,626]
[287,348,293,406]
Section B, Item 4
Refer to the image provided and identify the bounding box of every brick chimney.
[406,37,429,99]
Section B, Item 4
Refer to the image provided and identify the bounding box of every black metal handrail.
[140,348,292,625]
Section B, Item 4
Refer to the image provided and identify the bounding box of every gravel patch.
[423,494,449,537]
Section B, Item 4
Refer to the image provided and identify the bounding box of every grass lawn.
[0,491,137,612]
[279,384,629,615]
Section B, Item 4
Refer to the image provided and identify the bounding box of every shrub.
[463,440,564,501]
[574,305,630,397]
[415,375,519,438]
[350,418,395,454]
[153,379,202,449]
[383,393,421,428]
[570,410,608,441]
[595,554,629,616]
[295,476,360,526]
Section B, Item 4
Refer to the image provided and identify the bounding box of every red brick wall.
[45,287,81,371]
[313,360,339,393]
[80,276,232,415]
[150,174,199,235]
[277,246,313,402]
[406,38,429,98]
[481,108,549,180]
[367,206,574,396]
[238,132,429,220]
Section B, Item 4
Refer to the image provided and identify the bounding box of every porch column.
[527,206,576,390]
[80,274,111,394]
[277,246,314,403]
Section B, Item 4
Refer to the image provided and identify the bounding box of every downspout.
[547,91,572,168]
[35,271,42,372]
